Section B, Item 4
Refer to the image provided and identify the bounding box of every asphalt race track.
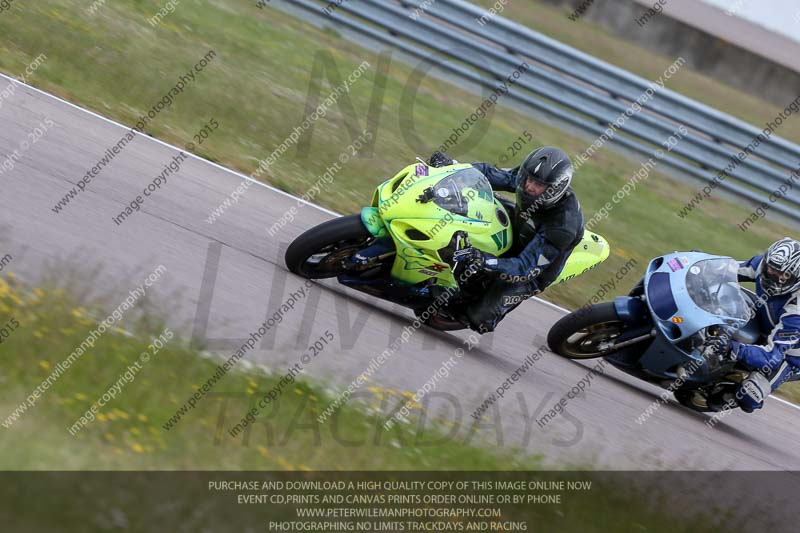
[4,74,800,471]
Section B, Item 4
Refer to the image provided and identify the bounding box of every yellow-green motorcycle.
[286,163,609,330]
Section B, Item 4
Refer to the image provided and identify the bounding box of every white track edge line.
[771,396,800,411]
[0,73,340,217]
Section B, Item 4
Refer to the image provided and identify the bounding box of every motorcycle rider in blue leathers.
[428,147,584,334]
[713,238,800,413]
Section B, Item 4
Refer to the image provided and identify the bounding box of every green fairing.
[361,163,610,288]
[360,207,388,238]
[551,232,609,286]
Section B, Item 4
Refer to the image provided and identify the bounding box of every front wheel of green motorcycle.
[285,215,377,279]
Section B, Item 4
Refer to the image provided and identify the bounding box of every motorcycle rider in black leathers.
[429,147,584,333]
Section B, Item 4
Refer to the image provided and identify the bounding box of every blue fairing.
[614,296,649,327]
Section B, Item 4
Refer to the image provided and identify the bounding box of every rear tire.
[285,215,375,279]
[547,302,626,359]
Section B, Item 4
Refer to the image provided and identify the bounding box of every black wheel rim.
[298,236,376,278]
[560,320,625,359]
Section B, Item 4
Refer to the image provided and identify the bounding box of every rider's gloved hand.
[429,151,454,168]
[455,248,498,277]
[727,340,744,362]
[707,334,733,359]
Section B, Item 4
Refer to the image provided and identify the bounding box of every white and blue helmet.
[759,238,800,296]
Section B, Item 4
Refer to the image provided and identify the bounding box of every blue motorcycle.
[547,252,763,412]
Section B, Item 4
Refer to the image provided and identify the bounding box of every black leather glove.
[429,151,454,168]
[454,247,498,278]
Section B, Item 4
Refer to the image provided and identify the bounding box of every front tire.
[285,215,375,279]
[547,302,626,359]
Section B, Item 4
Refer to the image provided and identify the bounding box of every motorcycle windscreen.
[429,168,494,216]
[685,258,751,320]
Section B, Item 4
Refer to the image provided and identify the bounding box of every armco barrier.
[281,0,800,221]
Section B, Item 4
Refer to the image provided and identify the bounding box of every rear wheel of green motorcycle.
[285,215,376,279]
[547,302,626,359]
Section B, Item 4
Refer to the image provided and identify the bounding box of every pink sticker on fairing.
[668,258,684,272]
[415,164,429,176]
